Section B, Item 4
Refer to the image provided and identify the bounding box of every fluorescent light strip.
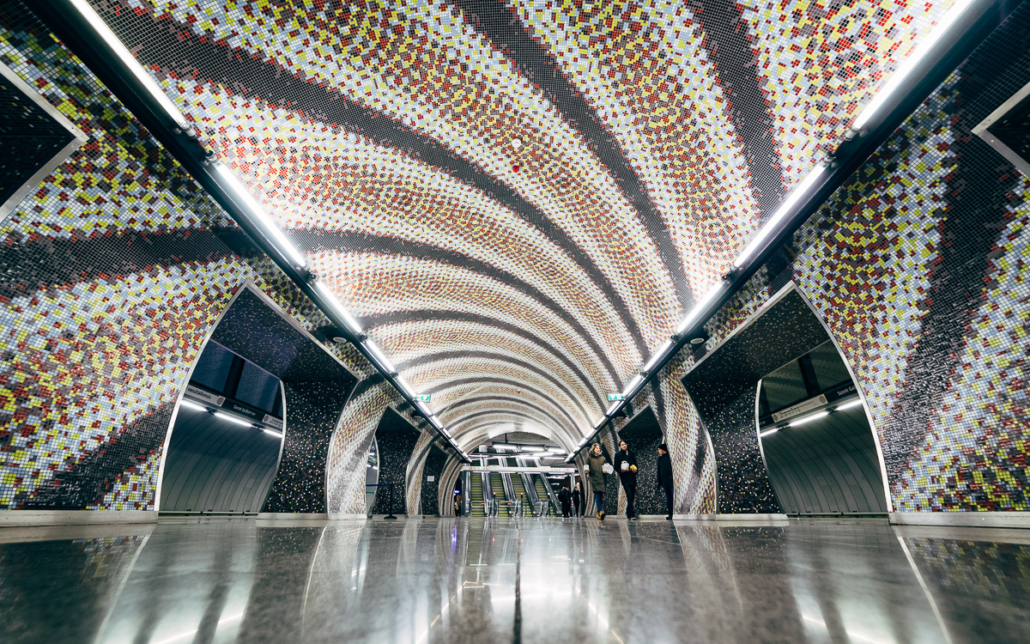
[214,164,306,268]
[313,281,362,335]
[394,375,415,398]
[643,340,674,372]
[836,398,864,411]
[734,165,826,268]
[521,446,544,452]
[790,411,829,427]
[852,0,973,131]
[362,339,396,373]
[605,402,621,416]
[676,283,725,335]
[69,0,188,128]
[214,412,254,428]
[624,374,643,394]
[759,428,779,438]
[179,399,207,412]
[262,428,282,438]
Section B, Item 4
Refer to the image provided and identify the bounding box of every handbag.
[601,463,614,475]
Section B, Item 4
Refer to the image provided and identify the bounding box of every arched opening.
[368,407,421,516]
[682,285,888,515]
[157,285,357,514]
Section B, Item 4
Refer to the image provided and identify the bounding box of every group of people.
[557,440,675,520]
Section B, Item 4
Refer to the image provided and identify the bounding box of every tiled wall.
[626,6,1030,514]
[0,2,378,512]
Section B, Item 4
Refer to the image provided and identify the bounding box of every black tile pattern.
[704,389,780,514]
[616,407,666,516]
[370,408,420,515]
[0,66,75,208]
[419,446,447,516]
[261,381,350,514]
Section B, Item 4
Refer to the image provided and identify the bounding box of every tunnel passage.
[160,286,357,514]
[683,287,886,515]
[369,407,422,515]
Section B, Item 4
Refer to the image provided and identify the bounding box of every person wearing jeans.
[657,443,674,520]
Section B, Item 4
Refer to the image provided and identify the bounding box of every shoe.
[595,511,601,520]
[630,515,639,521]
[599,511,605,521]
[665,515,673,521]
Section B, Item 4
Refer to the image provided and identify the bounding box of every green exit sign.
[415,394,432,402]
[607,394,625,402]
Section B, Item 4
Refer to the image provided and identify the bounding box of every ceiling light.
[733,165,826,269]
[521,446,544,452]
[214,412,254,428]
[363,339,395,373]
[643,340,674,372]
[395,375,416,398]
[214,164,306,268]
[511,138,522,149]
[759,428,779,438]
[69,0,189,129]
[179,400,207,412]
[624,374,643,394]
[852,0,973,131]
[836,399,864,411]
[790,411,829,427]
[262,428,281,437]
[314,281,362,335]
[676,283,724,335]
[605,402,621,416]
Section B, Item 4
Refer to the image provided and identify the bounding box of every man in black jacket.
[657,443,674,520]
[572,483,583,517]
[613,439,638,519]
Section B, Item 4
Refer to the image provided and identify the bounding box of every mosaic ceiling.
[93,0,957,448]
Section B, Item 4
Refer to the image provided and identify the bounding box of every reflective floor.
[1,517,1029,643]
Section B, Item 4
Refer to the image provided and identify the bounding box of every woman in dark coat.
[587,443,610,520]
[614,439,638,519]
[657,443,674,520]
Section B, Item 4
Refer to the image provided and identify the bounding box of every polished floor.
[1,516,1028,643]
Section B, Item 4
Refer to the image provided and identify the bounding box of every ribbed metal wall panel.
[160,406,282,513]
[760,405,886,514]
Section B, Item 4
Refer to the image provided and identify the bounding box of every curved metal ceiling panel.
[95,0,957,445]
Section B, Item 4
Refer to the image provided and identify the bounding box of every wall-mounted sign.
[606,393,625,401]
[415,394,432,402]
[262,414,284,430]
[185,385,224,407]
[771,395,827,423]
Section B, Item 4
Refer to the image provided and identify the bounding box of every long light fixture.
[733,165,827,269]
[179,399,207,413]
[214,412,254,428]
[214,164,307,268]
[836,398,864,411]
[521,446,545,452]
[362,339,396,373]
[68,0,189,129]
[643,339,674,372]
[676,282,726,335]
[624,374,643,393]
[262,428,282,437]
[790,410,829,427]
[759,428,779,438]
[313,281,362,335]
[605,402,620,416]
[851,0,973,131]
[394,375,415,398]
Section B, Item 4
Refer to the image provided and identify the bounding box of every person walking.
[586,443,611,520]
[657,443,674,520]
[614,439,638,520]
[572,482,583,517]
[558,483,572,518]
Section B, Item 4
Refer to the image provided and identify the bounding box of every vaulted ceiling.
[97,0,955,449]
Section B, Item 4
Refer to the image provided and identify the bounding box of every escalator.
[508,473,531,516]
[489,472,510,517]
[469,472,486,517]
[532,475,557,517]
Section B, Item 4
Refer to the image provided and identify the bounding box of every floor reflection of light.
[152,613,243,644]
[803,615,889,644]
